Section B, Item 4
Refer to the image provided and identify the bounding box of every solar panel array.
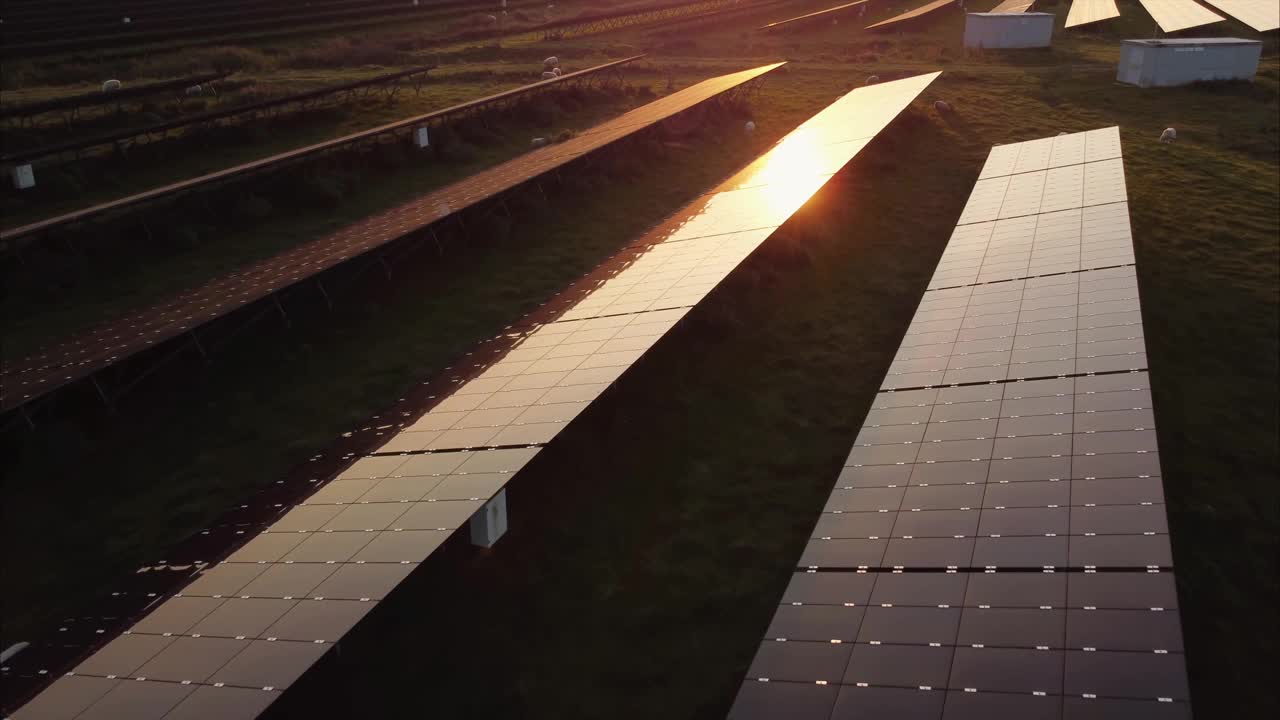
[0,72,231,121]
[1064,0,1120,28]
[866,0,954,30]
[0,56,643,247]
[729,127,1192,720]
[12,70,942,720]
[1137,0,1224,33]
[757,1,868,31]
[0,59,774,417]
[2,64,439,165]
[1204,0,1280,32]
[990,0,1035,13]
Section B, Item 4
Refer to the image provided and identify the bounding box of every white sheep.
[102,79,122,92]
[185,84,204,96]
[541,71,557,80]
[122,16,131,24]
[933,100,951,113]
[744,120,756,133]
[531,137,548,147]
[551,67,562,77]
[485,14,497,24]
[1058,131,1068,136]
[544,56,559,68]
[865,75,880,85]
[1160,128,1176,143]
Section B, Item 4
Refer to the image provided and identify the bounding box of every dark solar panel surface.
[20,61,940,720]
[728,127,1191,720]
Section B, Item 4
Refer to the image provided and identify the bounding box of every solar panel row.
[1064,0,1120,29]
[1204,0,1280,32]
[866,0,955,30]
[0,58,767,417]
[0,72,231,121]
[728,127,1191,720]
[1137,0,1224,33]
[0,56,643,248]
[990,0,1034,13]
[12,69,941,720]
[2,64,438,165]
[757,1,869,31]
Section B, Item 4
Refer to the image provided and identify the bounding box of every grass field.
[2,0,1277,717]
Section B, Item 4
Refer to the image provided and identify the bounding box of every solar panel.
[0,56,643,247]
[0,60,775,417]
[728,127,1191,720]
[1137,0,1224,32]
[866,0,955,30]
[1064,0,1120,28]
[1,64,439,166]
[757,1,869,31]
[11,70,941,720]
[990,0,1035,12]
[1203,0,1280,31]
[0,71,231,121]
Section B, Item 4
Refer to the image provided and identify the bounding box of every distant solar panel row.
[1064,0,1120,28]
[757,1,868,31]
[729,127,1191,720]
[0,54,640,249]
[1,64,438,165]
[0,0,497,58]
[866,0,954,30]
[0,72,231,121]
[1204,0,1280,32]
[0,56,642,248]
[1138,0,1224,33]
[3,56,726,416]
[12,70,942,720]
[990,0,1035,13]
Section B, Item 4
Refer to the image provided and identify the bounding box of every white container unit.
[963,12,1054,49]
[1117,38,1262,88]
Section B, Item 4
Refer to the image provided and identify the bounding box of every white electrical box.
[414,126,430,148]
[470,489,508,548]
[11,164,35,190]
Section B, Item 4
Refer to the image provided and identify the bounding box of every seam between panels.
[929,261,1136,293]
[828,436,921,706]
[1062,241,1086,704]
[932,274,985,714]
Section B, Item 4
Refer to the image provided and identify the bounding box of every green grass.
[2,1,1278,717]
